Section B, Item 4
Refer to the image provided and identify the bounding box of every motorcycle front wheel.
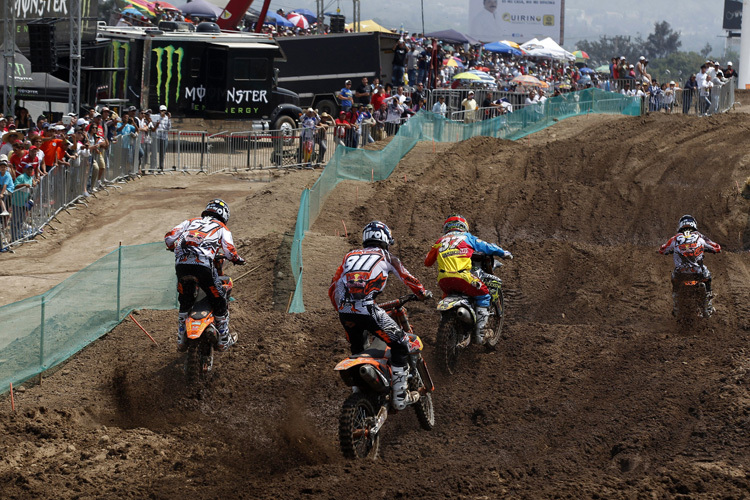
[436,316,462,376]
[339,392,380,459]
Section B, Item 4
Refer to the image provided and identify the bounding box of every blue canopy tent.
[176,0,222,18]
[264,12,293,27]
[483,41,524,57]
[579,67,595,74]
[424,29,480,45]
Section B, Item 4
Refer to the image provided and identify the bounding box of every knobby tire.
[436,316,461,376]
[339,392,380,459]
[410,362,435,430]
[484,292,505,349]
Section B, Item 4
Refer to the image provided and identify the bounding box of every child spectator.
[0,155,13,217]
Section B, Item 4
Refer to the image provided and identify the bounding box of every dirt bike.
[673,273,713,321]
[435,254,506,376]
[335,294,436,459]
[178,254,233,384]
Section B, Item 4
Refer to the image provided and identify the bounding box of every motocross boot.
[474,307,492,345]
[177,312,188,352]
[215,314,236,352]
[391,365,419,410]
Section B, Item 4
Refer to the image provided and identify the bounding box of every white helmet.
[362,221,394,249]
[677,214,697,233]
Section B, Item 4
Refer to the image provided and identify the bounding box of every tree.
[699,43,712,59]
[647,51,705,85]
[575,35,644,67]
[642,21,682,59]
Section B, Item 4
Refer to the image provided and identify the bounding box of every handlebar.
[378,293,428,311]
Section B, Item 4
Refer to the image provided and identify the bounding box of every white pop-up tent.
[521,37,575,62]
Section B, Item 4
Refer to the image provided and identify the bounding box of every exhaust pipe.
[359,364,389,393]
[456,306,474,325]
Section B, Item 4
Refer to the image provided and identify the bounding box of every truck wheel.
[273,115,296,146]
[316,99,338,116]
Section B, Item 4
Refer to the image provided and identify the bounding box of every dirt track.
[1,109,750,499]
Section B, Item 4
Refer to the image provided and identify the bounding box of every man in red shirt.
[40,125,67,171]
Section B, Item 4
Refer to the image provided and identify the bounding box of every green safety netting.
[0,242,176,393]
[289,88,641,312]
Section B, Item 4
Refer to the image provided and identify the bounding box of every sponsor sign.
[723,0,742,31]
[468,0,562,44]
[0,0,98,48]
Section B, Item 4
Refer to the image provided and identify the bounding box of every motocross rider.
[659,214,721,315]
[329,221,432,411]
[425,214,513,345]
[165,199,245,352]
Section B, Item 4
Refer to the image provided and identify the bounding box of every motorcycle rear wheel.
[410,363,435,430]
[436,316,462,376]
[185,337,214,385]
[339,392,380,459]
[484,292,505,348]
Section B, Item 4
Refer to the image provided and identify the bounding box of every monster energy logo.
[152,45,184,109]
[111,40,130,99]
[13,63,26,76]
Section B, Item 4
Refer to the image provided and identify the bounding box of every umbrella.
[155,1,179,10]
[572,50,589,60]
[443,57,465,68]
[499,40,521,49]
[579,67,595,74]
[483,41,524,56]
[286,12,309,29]
[121,7,146,17]
[345,19,392,33]
[452,72,482,80]
[264,12,294,27]
[118,0,157,16]
[595,64,610,73]
[291,8,316,22]
[511,75,548,88]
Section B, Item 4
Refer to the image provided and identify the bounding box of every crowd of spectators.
[0,105,171,247]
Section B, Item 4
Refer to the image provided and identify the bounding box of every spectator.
[357,104,376,144]
[0,129,22,157]
[432,95,447,117]
[371,85,386,112]
[385,96,404,136]
[481,91,500,120]
[15,107,32,130]
[392,39,408,86]
[315,111,332,164]
[411,82,426,111]
[9,140,27,176]
[372,102,387,141]
[0,155,13,217]
[355,77,372,106]
[699,77,713,116]
[153,105,171,171]
[10,162,37,241]
[334,111,351,146]
[648,79,662,112]
[337,79,354,114]
[461,91,478,123]
[683,74,698,114]
[724,62,737,80]
[407,43,420,86]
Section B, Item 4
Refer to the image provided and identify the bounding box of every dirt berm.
[1,110,749,499]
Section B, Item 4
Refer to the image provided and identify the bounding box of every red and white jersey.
[329,247,427,314]
[659,230,721,273]
[165,216,240,268]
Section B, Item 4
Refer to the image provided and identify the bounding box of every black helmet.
[202,199,230,224]
[362,221,394,249]
[677,214,697,233]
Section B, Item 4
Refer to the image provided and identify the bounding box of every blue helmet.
[202,199,230,224]
[362,221,394,249]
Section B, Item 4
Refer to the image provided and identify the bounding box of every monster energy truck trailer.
[96,24,301,130]
[275,31,401,115]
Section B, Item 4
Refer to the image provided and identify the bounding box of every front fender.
[269,104,302,127]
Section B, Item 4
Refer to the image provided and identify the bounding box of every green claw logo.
[152,45,184,109]
[111,41,130,99]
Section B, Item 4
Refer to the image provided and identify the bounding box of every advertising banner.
[0,0,99,50]
[468,0,562,44]
[723,0,742,31]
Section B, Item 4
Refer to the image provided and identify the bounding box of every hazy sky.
[209,0,735,54]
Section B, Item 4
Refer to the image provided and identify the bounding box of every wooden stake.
[129,314,158,345]
[233,263,263,283]
[286,291,294,313]
[371,169,374,182]
[9,382,15,411]
[341,219,348,237]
